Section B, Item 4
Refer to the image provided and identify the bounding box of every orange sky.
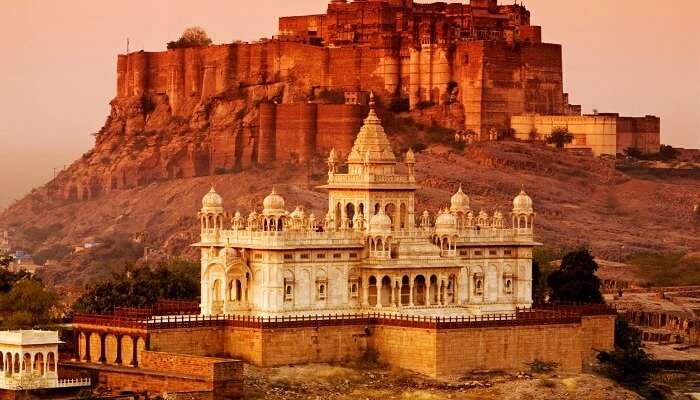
[0,0,698,209]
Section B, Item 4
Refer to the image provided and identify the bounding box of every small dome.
[263,187,286,214]
[405,148,415,164]
[290,206,306,219]
[450,184,470,213]
[368,209,392,234]
[328,148,338,163]
[202,187,223,210]
[435,209,458,235]
[512,189,534,213]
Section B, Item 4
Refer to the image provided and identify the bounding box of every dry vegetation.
[241,362,642,400]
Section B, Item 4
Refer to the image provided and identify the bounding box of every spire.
[347,91,396,165]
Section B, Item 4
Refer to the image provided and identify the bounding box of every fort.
[48,0,661,202]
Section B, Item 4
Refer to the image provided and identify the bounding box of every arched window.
[346,203,355,228]
[47,352,56,372]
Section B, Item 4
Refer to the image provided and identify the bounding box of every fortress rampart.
[115,39,564,136]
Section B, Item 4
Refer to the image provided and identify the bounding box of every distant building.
[0,330,89,392]
[0,231,9,255]
[510,114,661,156]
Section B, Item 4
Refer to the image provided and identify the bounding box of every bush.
[167,27,212,50]
[33,244,72,265]
[624,147,643,159]
[389,97,410,113]
[415,100,435,110]
[24,223,64,243]
[526,358,559,373]
[658,144,679,161]
[597,317,656,385]
[72,259,200,314]
[317,89,346,104]
[546,127,574,149]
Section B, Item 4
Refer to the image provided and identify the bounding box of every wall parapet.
[74,308,593,331]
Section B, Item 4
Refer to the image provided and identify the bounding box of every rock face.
[46,0,579,202]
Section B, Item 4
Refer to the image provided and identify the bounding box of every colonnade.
[73,330,147,367]
[0,351,56,378]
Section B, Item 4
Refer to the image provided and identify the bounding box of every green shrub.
[526,359,559,373]
[33,244,72,265]
[389,97,410,113]
[415,100,435,110]
[317,89,346,104]
[167,27,212,50]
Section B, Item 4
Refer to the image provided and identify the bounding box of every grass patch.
[626,252,700,286]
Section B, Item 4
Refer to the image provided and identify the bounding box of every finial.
[458,183,463,192]
[271,186,278,195]
[369,91,375,108]
[209,185,217,193]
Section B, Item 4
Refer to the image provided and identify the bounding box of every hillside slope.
[1,141,698,293]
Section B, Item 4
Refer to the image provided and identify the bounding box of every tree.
[658,144,679,161]
[547,248,603,303]
[623,147,643,159]
[0,254,12,268]
[546,127,574,149]
[531,259,546,303]
[528,127,538,141]
[0,278,59,329]
[72,259,200,314]
[167,27,212,50]
[597,317,656,384]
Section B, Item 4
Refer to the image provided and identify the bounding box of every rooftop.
[0,330,60,346]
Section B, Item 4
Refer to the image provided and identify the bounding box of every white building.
[197,93,538,317]
[0,330,89,390]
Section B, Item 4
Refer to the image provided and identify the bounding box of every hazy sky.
[0,0,698,210]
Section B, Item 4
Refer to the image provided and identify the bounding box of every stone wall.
[616,115,661,154]
[61,350,243,399]
[511,115,617,156]
[580,315,616,364]
[149,327,227,356]
[370,323,584,377]
[511,114,661,156]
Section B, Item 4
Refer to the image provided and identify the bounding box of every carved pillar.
[409,279,414,307]
[99,333,107,363]
[426,280,431,306]
[84,332,91,363]
[131,336,139,367]
[72,330,79,361]
[115,335,123,365]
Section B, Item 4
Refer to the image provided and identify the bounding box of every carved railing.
[205,229,366,248]
[74,308,586,331]
[327,173,416,185]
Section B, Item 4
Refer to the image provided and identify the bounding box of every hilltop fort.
[47,0,659,202]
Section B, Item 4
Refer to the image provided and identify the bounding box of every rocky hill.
[2,140,698,294]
